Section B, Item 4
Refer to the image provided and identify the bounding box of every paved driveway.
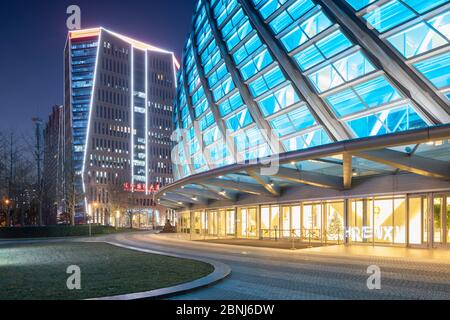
[104,232,450,300]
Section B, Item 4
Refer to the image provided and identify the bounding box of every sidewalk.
[156,233,450,265]
[304,245,450,264]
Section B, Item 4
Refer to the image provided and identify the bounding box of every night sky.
[0,0,196,134]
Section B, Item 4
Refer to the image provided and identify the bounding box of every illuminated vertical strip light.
[145,51,149,195]
[81,31,102,212]
[66,37,73,196]
[130,45,135,193]
[171,53,178,89]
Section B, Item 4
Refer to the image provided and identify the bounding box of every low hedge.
[0,225,135,239]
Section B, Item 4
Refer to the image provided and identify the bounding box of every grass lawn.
[0,242,214,300]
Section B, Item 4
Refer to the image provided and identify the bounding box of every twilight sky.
[0,0,196,134]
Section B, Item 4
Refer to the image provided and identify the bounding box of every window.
[294,30,353,71]
[414,51,450,89]
[309,51,376,93]
[282,129,331,151]
[309,64,345,93]
[388,22,447,59]
[403,0,449,14]
[239,49,273,80]
[346,104,428,138]
[316,30,352,58]
[258,84,300,116]
[429,11,450,41]
[280,11,333,52]
[203,125,220,146]
[345,0,376,11]
[249,66,286,97]
[269,0,315,34]
[212,76,235,102]
[301,11,332,39]
[295,45,324,70]
[363,0,416,33]
[219,92,245,117]
[233,34,263,65]
[199,111,215,131]
[225,108,254,131]
[326,76,402,117]
[270,106,316,136]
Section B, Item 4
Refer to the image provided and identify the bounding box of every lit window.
[388,22,447,59]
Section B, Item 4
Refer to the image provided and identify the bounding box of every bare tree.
[63,157,83,226]
[0,130,37,227]
[108,174,131,228]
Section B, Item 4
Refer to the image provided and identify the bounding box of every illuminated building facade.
[64,28,177,225]
[156,0,450,248]
[43,105,65,225]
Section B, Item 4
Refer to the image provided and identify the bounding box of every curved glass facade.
[173,0,450,181]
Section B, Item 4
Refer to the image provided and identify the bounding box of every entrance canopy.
[155,125,450,210]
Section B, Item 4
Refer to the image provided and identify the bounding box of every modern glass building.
[156,0,450,248]
[64,28,178,226]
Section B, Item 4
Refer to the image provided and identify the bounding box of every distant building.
[63,28,177,226]
[43,105,65,225]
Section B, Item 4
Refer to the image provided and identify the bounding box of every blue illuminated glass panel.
[294,30,352,70]
[363,1,416,33]
[225,108,254,131]
[346,104,428,138]
[326,76,402,117]
[258,84,300,116]
[345,0,376,11]
[388,23,447,59]
[429,11,450,40]
[282,129,331,151]
[414,51,450,89]
[249,66,286,97]
[403,0,449,14]
[309,51,375,93]
[270,106,316,137]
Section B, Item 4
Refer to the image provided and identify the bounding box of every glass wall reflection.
[176,193,449,247]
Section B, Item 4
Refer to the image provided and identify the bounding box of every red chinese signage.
[123,183,160,194]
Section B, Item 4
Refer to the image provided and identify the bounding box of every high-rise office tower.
[64,28,177,225]
[157,0,450,249]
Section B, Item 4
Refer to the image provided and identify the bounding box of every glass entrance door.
[325,202,345,242]
[238,208,257,238]
[207,211,218,237]
[281,206,291,238]
[447,197,450,244]
[408,196,428,246]
[432,195,450,247]
[434,197,443,245]
[260,206,280,239]
[303,203,322,240]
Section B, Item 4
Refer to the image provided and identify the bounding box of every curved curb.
[88,241,231,300]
